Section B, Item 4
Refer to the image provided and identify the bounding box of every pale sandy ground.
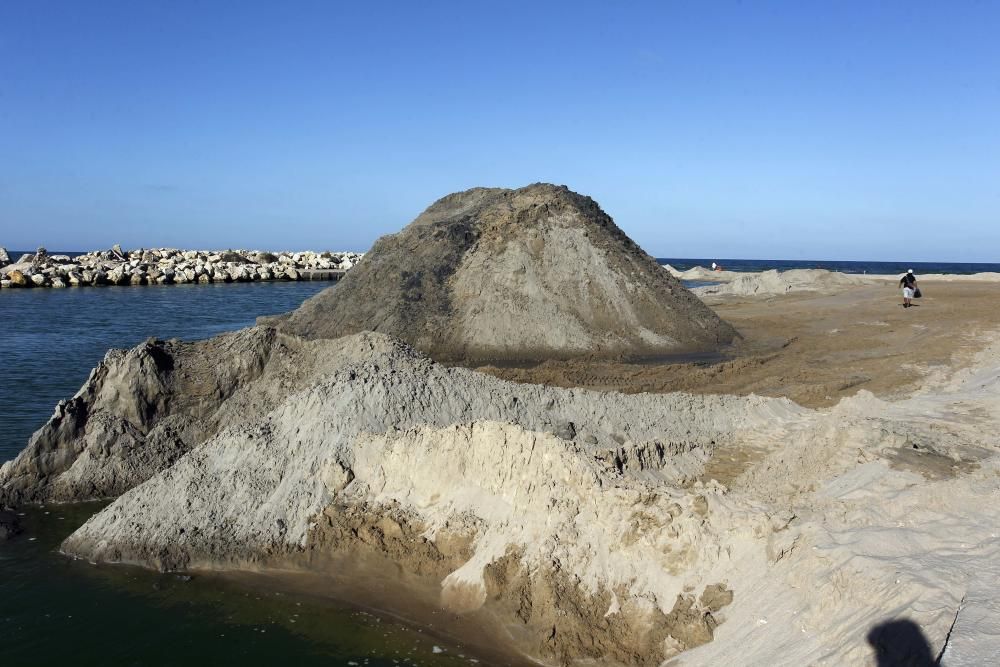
[482,280,1000,408]
[479,277,1000,664]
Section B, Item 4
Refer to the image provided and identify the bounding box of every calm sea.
[0,281,486,667]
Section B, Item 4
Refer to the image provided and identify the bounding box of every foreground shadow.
[867,619,936,666]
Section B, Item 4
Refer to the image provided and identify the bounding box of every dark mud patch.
[696,444,769,487]
[882,445,982,481]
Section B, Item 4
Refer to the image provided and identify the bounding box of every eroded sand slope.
[7,325,994,665]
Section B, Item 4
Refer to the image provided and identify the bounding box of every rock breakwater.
[0,245,362,289]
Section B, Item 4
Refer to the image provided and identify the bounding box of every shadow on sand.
[867,618,937,666]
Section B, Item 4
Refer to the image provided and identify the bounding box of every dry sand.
[482,280,1000,408]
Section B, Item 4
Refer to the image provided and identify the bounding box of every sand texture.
[267,184,735,361]
[0,317,991,664]
[692,268,879,298]
[486,280,1000,407]
[663,264,741,282]
[668,264,1000,293]
[5,190,1000,664]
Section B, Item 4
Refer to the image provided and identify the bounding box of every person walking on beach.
[900,269,918,308]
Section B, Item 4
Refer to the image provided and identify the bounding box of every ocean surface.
[0,281,485,667]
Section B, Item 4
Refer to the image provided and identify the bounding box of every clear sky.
[1,1,998,261]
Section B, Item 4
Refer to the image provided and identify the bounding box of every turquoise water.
[0,282,491,666]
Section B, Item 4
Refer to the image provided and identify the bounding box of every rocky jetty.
[0,245,362,289]
[269,184,736,361]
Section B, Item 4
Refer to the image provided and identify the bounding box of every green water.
[0,282,492,666]
[1,505,484,666]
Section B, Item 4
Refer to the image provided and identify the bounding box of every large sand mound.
[7,325,998,664]
[268,184,735,361]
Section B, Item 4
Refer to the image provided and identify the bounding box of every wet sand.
[209,551,537,666]
[479,280,1000,407]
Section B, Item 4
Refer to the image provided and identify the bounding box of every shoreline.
[0,246,361,289]
[196,552,539,666]
[3,502,495,667]
[43,318,1000,665]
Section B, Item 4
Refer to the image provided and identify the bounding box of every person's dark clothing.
[900,273,917,288]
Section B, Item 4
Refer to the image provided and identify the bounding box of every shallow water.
[1,505,483,666]
[0,282,486,666]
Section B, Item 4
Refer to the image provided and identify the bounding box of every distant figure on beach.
[900,269,918,308]
[711,262,724,272]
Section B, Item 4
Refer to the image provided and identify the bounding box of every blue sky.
[1,1,998,261]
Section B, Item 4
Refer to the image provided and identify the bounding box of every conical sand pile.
[272,184,736,361]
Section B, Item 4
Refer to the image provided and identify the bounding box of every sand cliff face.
[0,329,276,504]
[51,329,797,663]
[270,184,736,361]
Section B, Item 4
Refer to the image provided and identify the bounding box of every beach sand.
[479,280,1000,408]
[11,269,1000,666]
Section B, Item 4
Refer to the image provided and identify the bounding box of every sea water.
[0,281,486,666]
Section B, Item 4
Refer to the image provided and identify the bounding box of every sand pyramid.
[273,183,736,361]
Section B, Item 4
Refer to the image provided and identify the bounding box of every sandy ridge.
[3,322,994,664]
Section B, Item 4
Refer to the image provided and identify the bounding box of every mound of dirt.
[47,328,795,663]
[664,264,740,282]
[693,269,878,298]
[268,184,736,362]
[36,327,1000,665]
